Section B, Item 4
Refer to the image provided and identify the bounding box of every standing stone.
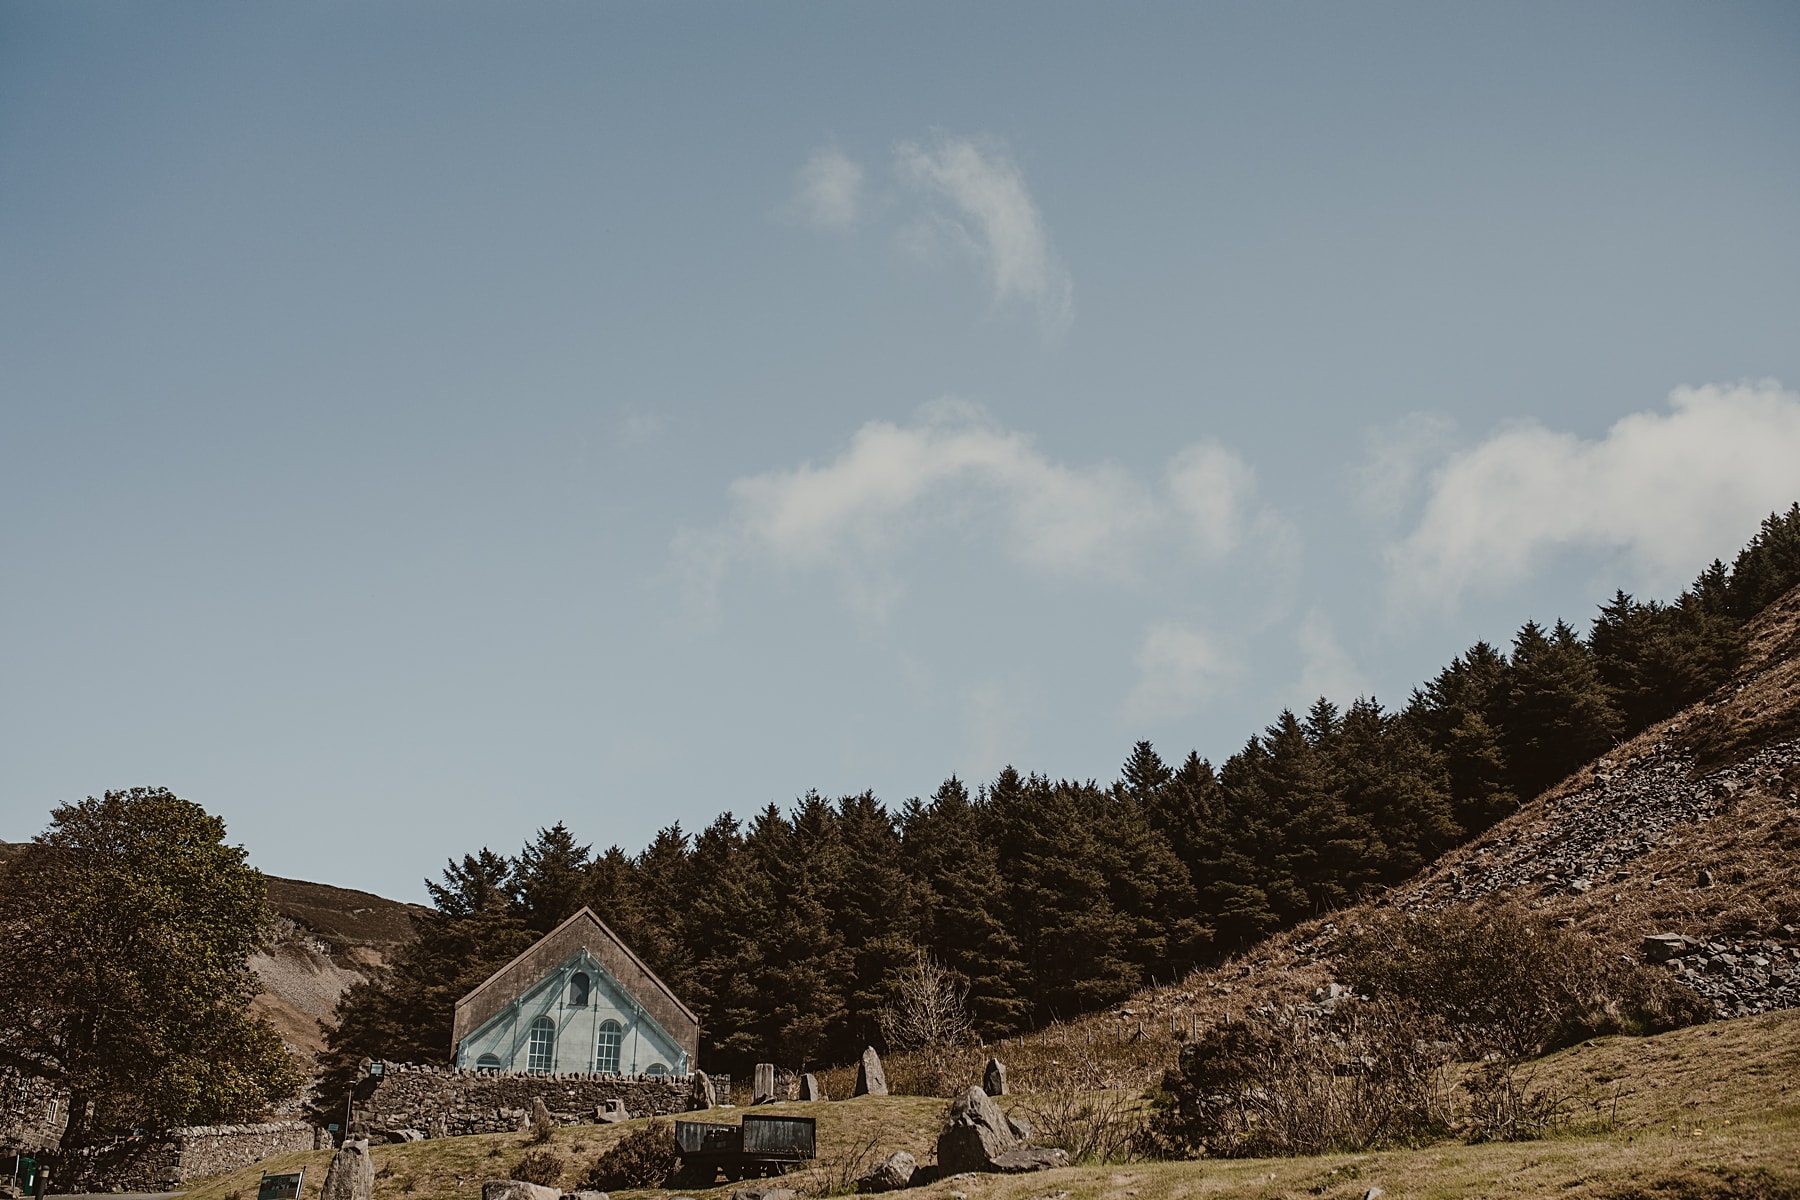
[853,1047,888,1097]
[691,1070,717,1110]
[530,1097,556,1134]
[982,1057,1008,1097]
[798,1073,824,1102]
[320,1138,375,1200]
[754,1063,777,1104]
[936,1087,1018,1173]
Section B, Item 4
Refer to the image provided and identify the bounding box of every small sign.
[367,1062,385,1078]
[258,1169,305,1200]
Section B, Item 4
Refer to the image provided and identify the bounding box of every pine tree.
[1502,620,1623,801]
[510,823,594,932]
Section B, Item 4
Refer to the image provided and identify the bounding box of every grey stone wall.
[354,1062,698,1139]
[60,1121,314,1192]
[0,1068,69,1153]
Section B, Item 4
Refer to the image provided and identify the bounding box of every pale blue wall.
[454,949,689,1075]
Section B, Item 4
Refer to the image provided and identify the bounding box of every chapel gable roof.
[450,907,699,1061]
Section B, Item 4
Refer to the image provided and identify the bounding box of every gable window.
[527,1016,557,1074]
[644,1062,667,1077]
[594,1020,623,1074]
[475,1054,503,1074]
[569,972,590,1007]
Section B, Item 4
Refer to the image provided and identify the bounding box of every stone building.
[451,907,698,1076]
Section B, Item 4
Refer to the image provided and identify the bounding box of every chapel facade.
[450,907,698,1075]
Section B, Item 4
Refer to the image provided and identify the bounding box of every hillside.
[944,580,1800,1095]
[251,876,429,1066]
[0,838,422,1066]
[176,1007,1800,1200]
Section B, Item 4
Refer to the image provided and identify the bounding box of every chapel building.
[451,907,698,1075]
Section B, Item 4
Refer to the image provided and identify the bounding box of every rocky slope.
[976,581,1800,1089]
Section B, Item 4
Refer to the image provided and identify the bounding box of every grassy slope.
[177,1008,1799,1200]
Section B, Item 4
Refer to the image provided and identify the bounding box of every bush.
[1336,903,1706,1058]
[1018,1090,1148,1164]
[582,1121,676,1191]
[510,1149,565,1187]
[1148,998,1454,1158]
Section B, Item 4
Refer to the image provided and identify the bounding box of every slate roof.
[450,907,700,1062]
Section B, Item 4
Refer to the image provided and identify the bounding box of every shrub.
[1336,903,1706,1058]
[511,1149,565,1187]
[1018,1090,1148,1164]
[1148,998,1454,1158]
[582,1121,676,1191]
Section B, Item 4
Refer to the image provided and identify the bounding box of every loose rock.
[730,1188,798,1200]
[989,1148,1069,1173]
[936,1086,1019,1173]
[481,1184,560,1200]
[857,1150,917,1193]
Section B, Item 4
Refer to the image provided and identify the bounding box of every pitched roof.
[450,907,699,1061]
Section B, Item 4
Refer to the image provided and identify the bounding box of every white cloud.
[1293,609,1365,705]
[1352,412,1457,523]
[894,134,1073,335]
[1124,623,1242,720]
[675,402,1265,620]
[792,147,864,229]
[1386,380,1800,605]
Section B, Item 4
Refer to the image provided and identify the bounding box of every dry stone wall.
[61,1121,315,1192]
[356,1062,698,1139]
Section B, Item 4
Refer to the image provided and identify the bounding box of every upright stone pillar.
[853,1047,888,1097]
[320,1138,374,1200]
[754,1062,777,1104]
[799,1073,825,1102]
[982,1057,1008,1096]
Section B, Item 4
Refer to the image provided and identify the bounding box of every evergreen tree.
[1502,620,1623,801]
[510,822,594,932]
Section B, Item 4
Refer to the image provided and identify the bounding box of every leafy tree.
[0,789,301,1144]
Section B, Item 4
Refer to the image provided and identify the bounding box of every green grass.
[178,1009,1800,1200]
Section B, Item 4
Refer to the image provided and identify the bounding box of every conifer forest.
[324,504,1800,1080]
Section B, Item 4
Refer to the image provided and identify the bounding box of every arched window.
[644,1062,668,1077]
[527,1017,557,1074]
[569,973,590,1007]
[594,1020,623,1074]
[475,1054,503,1074]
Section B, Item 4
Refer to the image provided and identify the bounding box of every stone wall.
[354,1062,699,1139]
[0,1068,69,1153]
[60,1121,315,1192]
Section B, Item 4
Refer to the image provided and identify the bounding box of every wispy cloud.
[895,134,1073,336]
[1383,380,1800,606]
[1124,622,1243,721]
[674,401,1268,622]
[1293,608,1365,706]
[791,147,864,230]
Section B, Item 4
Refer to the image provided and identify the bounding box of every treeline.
[322,504,1800,1082]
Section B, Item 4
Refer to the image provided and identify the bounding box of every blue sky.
[4,2,1798,900]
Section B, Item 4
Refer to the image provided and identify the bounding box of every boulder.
[320,1139,375,1200]
[691,1070,717,1110]
[799,1073,825,1102]
[982,1058,1008,1097]
[730,1189,798,1200]
[567,1192,610,1200]
[480,1184,560,1200]
[989,1148,1069,1173]
[857,1150,917,1193]
[754,1063,778,1104]
[1643,932,1702,963]
[854,1047,888,1097]
[530,1097,556,1133]
[1005,1114,1032,1141]
[935,1086,1018,1173]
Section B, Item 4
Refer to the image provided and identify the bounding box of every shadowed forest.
[322,504,1800,1088]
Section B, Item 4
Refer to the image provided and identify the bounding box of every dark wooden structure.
[674,1113,817,1182]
